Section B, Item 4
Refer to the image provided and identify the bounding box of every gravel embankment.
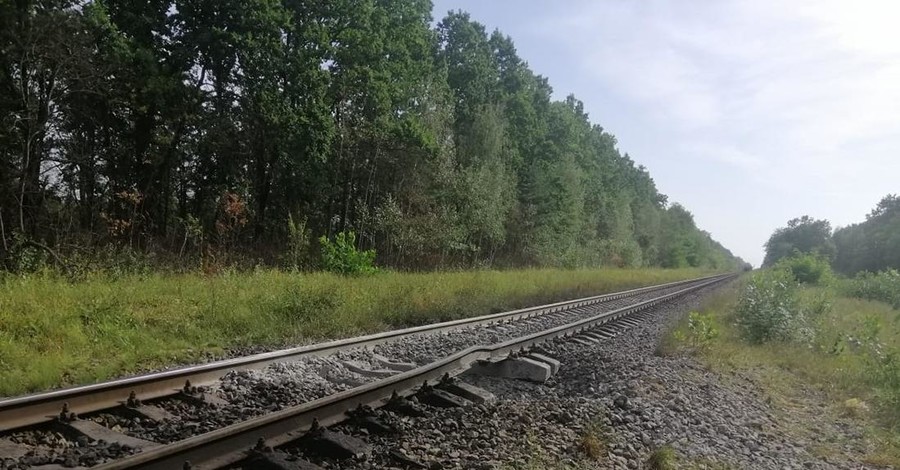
[306,286,878,470]
[2,281,705,469]
[97,285,694,447]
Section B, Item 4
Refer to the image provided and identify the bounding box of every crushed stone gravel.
[311,284,881,470]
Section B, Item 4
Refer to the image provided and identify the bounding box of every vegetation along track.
[0,273,735,469]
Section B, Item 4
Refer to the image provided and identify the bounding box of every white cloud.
[529,0,900,264]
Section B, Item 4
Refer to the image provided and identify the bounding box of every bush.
[735,269,803,343]
[319,231,377,275]
[775,252,832,285]
[674,311,719,352]
[283,214,312,270]
[867,349,900,418]
[842,269,900,309]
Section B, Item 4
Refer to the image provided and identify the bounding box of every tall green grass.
[0,267,712,396]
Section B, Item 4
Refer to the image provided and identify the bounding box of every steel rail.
[94,273,736,470]
[0,274,726,431]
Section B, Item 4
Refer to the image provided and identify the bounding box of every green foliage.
[283,214,312,270]
[319,231,377,275]
[839,311,900,421]
[645,445,678,470]
[763,216,835,267]
[671,283,900,461]
[841,269,900,309]
[775,252,832,285]
[6,234,50,274]
[0,1,743,273]
[734,269,804,344]
[865,348,900,416]
[674,311,719,352]
[833,195,900,275]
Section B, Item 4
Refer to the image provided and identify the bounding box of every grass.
[0,267,714,396]
[664,275,900,466]
[579,421,608,461]
[645,445,677,470]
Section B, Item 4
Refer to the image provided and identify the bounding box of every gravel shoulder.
[329,286,883,470]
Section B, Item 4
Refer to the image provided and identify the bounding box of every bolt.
[59,403,74,422]
[254,437,268,452]
[127,391,141,408]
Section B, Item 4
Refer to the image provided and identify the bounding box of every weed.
[319,231,377,275]
[645,445,677,470]
[841,398,870,418]
[579,421,607,461]
[283,214,312,270]
[673,311,719,353]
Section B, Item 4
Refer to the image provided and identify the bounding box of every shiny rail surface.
[93,273,736,470]
[0,274,724,432]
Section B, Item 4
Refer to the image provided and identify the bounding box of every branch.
[21,239,71,276]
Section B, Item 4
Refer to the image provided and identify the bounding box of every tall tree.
[0,2,744,272]
[833,195,900,274]
[763,216,835,267]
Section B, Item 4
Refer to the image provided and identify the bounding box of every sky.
[431,0,900,267]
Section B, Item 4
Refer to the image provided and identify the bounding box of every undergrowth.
[665,268,900,465]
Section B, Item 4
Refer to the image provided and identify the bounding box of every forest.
[0,0,742,273]
[763,194,900,275]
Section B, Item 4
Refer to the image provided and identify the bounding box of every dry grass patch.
[579,422,608,461]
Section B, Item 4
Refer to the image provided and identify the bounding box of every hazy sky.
[431,0,900,266]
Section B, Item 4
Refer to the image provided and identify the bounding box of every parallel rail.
[0,274,724,432]
[95,273,736,470]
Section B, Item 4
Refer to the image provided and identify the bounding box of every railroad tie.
[60,419,159,451]
[0,438,30,460]
[245,450,324,470]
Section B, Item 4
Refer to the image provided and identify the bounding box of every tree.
[833,195,900,274]
[763,216,835,267]
[0,2,743,273]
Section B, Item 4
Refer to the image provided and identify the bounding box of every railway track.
[0,273,735,469]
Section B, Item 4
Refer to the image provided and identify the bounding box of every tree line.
[763,194,900,274]
[0,0,742,272]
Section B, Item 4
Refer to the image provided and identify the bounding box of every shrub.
[842,270,900,309]
[734,269,803,343]
[319,231,377,275]
[775,252,832,285]
[674,311,719,353]
[283,214,312,270]
[6,233,50,274]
